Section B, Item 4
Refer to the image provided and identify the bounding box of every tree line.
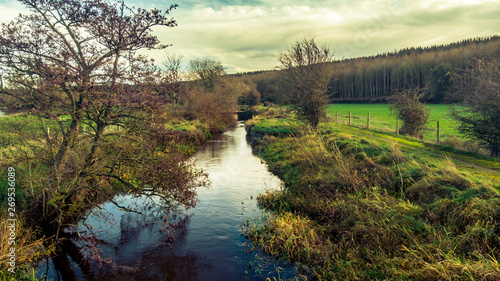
[246,36,500,104]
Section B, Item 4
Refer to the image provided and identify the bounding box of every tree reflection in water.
[37,195,212,281]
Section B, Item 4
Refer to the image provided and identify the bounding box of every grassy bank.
[246,107,500,280]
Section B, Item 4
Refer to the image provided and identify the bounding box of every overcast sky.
[1,0,500,73]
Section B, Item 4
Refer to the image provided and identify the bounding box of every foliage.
[236,77,261,106]
[249,70,285,104]
[388,88,430,138]
[452,58,500,158]
[427,63,453,102]
[180,57,242,132]
[180,85,237,133]
[278,38,333,128]
[189,58,226,92]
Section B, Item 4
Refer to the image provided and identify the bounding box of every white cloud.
[1,0,499,73]
[0,0,26,23]
[164,0,500,72]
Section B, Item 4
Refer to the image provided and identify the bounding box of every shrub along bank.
[245,108,500,280]
[0,112,219,280]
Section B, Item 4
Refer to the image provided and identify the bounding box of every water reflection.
[36,122,295,280]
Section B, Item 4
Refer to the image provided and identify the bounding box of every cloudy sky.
[1,0,500,73]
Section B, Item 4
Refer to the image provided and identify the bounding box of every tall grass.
[246,110,500,280]
[0,220,51,281]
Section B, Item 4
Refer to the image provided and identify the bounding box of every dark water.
[36,122,297,280]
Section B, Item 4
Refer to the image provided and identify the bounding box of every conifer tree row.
[247,36,500,103]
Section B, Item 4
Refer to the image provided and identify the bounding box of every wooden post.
[437,120,440,143]
[336,111,338,123]
[396,117,399,135]
[349,111,352,125]
[367,113,370,130]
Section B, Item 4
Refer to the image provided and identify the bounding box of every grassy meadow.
[246,106,500,280]
[326,104,464,141]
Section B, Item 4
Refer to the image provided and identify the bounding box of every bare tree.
[189,58,226,92]
[452,58,500,158]
[278,38,333,128]
[163,52,184,103]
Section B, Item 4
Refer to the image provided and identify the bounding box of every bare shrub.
[388,88,430,138]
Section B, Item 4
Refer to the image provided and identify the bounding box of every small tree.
[452,58,500,158]
[163,52,185,103]
[389,88,430,138]
[278,38,333,128]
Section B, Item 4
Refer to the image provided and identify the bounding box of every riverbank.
[0,110,229,280]
[245,107,500,280]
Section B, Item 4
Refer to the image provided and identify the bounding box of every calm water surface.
[36,122,296,280]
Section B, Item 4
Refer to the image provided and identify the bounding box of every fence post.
[367,113,370,130]
[336,111,338,123]
[396,117,399,135]
[437,120,440,143]
[349,111,351,125]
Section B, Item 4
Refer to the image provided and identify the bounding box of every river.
[35,122,297,280]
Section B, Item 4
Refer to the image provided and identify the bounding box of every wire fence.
[332,110,447,143]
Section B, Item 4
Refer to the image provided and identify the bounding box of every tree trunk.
[54,115,81,173]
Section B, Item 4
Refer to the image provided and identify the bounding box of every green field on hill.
[326,104,464,141]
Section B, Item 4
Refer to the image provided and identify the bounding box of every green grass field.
[326,104,464,141]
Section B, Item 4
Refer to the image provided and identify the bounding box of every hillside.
[242,36,500,104]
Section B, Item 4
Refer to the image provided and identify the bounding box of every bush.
[389,88,430,138]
